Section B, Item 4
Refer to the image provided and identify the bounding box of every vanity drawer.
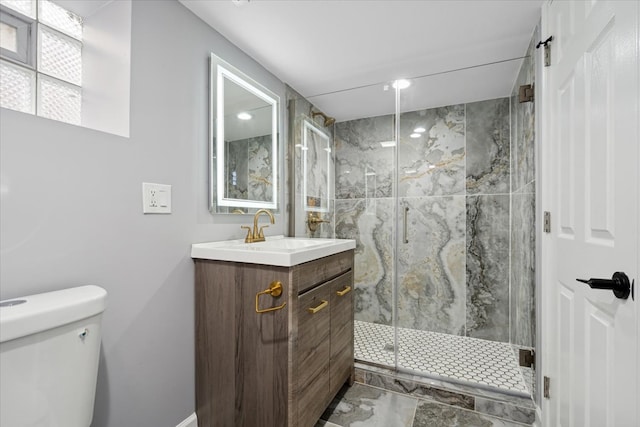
[293,251,353,294]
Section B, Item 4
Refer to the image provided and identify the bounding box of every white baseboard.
[176,413,197,427]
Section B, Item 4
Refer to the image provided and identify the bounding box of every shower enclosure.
[288,43,537,401]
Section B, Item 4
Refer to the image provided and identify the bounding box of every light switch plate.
[142,183,171,214]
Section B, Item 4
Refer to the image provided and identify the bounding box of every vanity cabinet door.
[296,282,331,427]
[329,271,354,397]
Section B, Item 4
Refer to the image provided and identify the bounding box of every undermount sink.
[191,235,356,267]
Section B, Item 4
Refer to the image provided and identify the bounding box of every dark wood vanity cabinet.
[295,270,354,427]
[194,250,354,427]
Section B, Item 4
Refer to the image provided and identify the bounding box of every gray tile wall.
[510,29,537,348]
[288,89,335,238]
[335,92,535,346]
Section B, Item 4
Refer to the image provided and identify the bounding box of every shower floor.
[354,320,530,397]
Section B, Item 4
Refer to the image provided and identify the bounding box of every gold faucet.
[241,209,275,243]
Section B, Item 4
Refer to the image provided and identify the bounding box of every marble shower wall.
[335,97,522,344]
[465,98,511,342]
[287,87,335,238]
[510,27,538,348]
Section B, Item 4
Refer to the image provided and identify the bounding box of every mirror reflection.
[302,119,331,213]
[210,54,279,214]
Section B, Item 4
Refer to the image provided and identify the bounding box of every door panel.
[585,22,615,243]
[543,1,638,426]
[558,71,577,238]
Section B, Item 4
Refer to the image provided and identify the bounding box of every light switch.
[142,183,171,214]
[158,190,168,207]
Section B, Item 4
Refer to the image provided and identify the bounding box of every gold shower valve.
[255,281,287,313]
[307,212,330,233]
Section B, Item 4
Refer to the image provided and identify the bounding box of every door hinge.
[519,84,534,103]
[544,376,551,398]
[544,211,551,233]
[518,348,535,368]
[536,36,554,67]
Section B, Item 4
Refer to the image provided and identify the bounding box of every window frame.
[0,8,35,67]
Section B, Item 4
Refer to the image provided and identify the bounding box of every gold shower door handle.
[255,281,287,313]
[336,286,352,296]
[307,300,328,314]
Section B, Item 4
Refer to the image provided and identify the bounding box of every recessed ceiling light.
[413,127,426,133]
[237,112,252,120]
[380,141,396,147]
[410,133,421,138]
[392,79,411,90]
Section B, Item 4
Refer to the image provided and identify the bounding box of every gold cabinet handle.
[255,281,287,314]
[307,300,328,314]
[336,286,352,296]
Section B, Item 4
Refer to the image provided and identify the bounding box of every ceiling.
[180,0,543,122]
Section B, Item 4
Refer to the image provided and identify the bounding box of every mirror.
[210,54,279,213]
[302,119,331,213]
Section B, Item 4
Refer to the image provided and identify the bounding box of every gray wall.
[0,1,285,426]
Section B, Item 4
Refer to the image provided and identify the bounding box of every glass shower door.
[393,74,467,378]
[317,81,399,370]
[393,62,534,397]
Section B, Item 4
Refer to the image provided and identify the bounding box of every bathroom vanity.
[192,237,355,427]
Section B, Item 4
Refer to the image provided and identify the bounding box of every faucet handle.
[241,225,252,243]
[258,225,269,238]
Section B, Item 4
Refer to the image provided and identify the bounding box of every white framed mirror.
[302,119,331,213]
[210,53,279,213]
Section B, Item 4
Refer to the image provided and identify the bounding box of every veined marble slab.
[397,196,466,334]
[399,105,466,197]
[466,195,510,342]
[335,198,394,324]
[466,98,510,195]
[334,115,395,199]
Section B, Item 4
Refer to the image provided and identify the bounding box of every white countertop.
[191,235,356,267]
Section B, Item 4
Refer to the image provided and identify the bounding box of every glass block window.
[0,0,36,19]
[38,73,79,124]
[39,0,81,40]
[0,0,82,125]
[0,59,34,113]
[38,24,81,85]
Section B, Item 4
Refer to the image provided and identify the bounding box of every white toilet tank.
[0,285,107,427]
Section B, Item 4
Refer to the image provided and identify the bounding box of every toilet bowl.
[0,285,107,427]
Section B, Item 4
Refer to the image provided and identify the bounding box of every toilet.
[0,285,107,427]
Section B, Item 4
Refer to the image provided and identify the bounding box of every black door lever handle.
[576,272,631,300]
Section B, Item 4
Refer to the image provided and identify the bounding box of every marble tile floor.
[354,321,530,396]
[315,383,532,427]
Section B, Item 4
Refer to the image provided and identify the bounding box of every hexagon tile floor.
[354,320,530,396]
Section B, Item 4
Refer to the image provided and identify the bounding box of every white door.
[542,1,639,427]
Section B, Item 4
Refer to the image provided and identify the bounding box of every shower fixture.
[311,110,336,127]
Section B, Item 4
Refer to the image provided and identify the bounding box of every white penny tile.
[354,321,530,396]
